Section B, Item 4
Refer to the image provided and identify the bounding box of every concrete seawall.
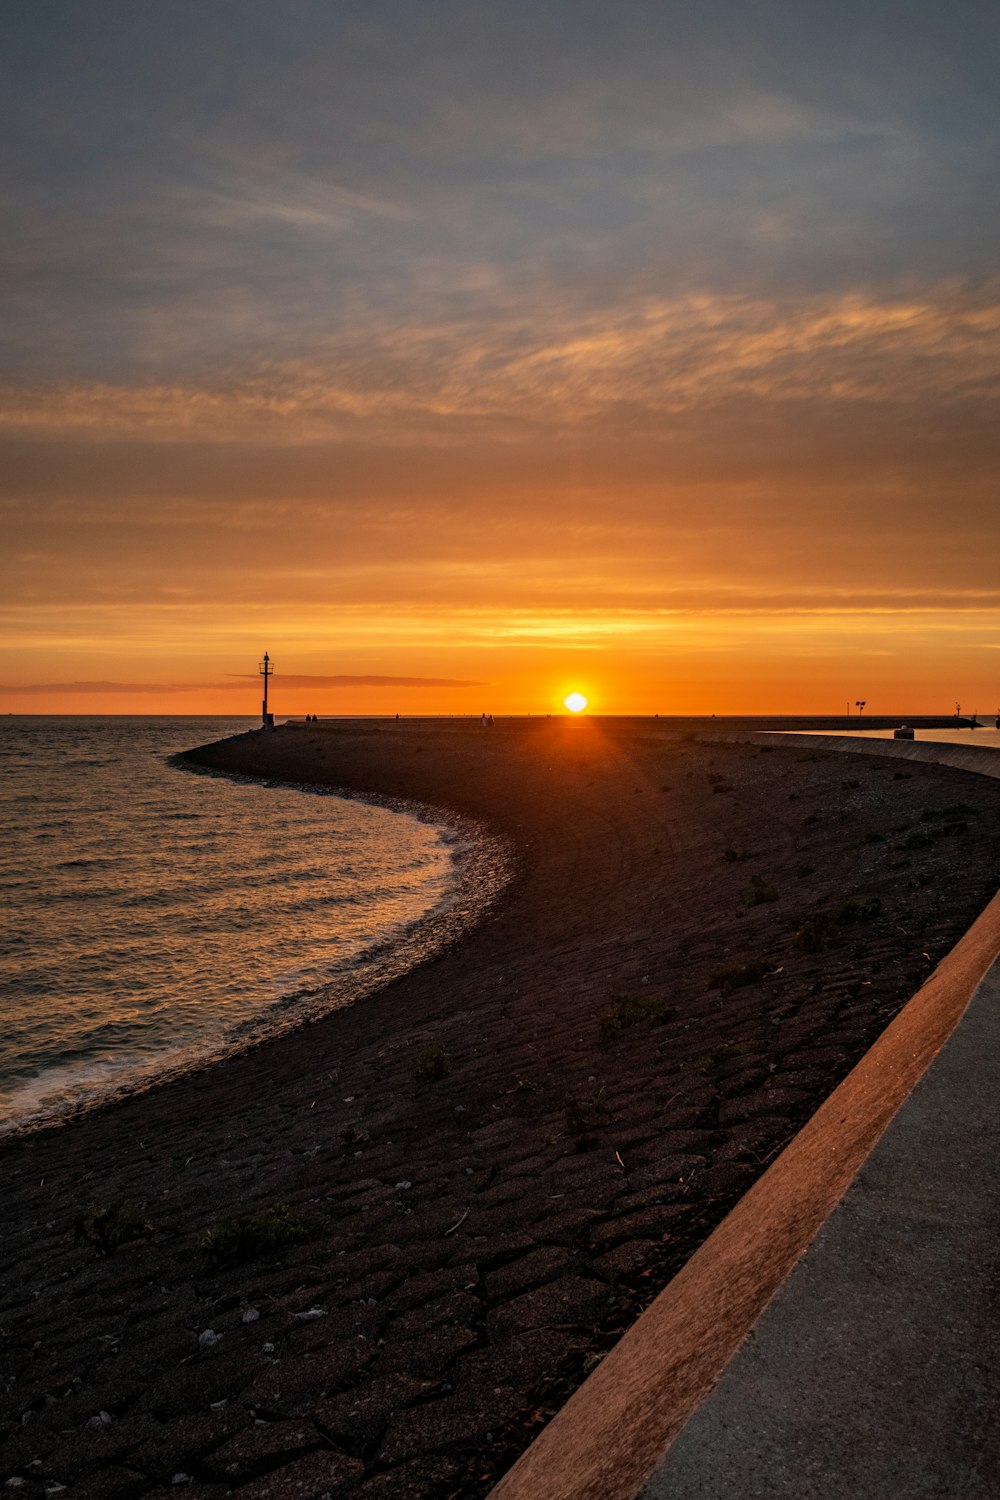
[490,733,1000,1500]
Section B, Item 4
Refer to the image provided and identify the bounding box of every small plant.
[73,1201,155,1257]
[796,911,840,952]
[911,808,969,843]
[747,875,778,905]
[721,846,755,864]
[796,897,882,953]
[413,1045,451,1081]
[565,1090,612,1147]
[697,1040,749,1072]
[201,1203,311,1269]
[834,896,882,923]
[709,958,773,995]
[599,991,674,1040]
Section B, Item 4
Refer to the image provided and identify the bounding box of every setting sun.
[564,692,588,714]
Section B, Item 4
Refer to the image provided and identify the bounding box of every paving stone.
[141,1486,229,1499]
[380,1207,468,1244]
[610,1185,686,1215]
[389,1291,482,1342]
[717,1087,813,1125]
[623,1154,707,1189]
[356,1454,461,1498]
[383,1263,479,1315]
[484,1246,572,1302]
[142,1486,229,1498]
[246,1341,376,1417]
[375,1325,478,1381]
[487,1275,609,1337]
[714,1118,793,1162]
[591,1240,660,1280]
[281,1306,383,1357]
[127,1405,249,1483]
[588,1205,690,1250]
[315,1373,437,1449]
[233,1446,364,1498]
[136,1347,262,1417]
[320,1271,402,1310]
[27,1377,148,1432]
[690,1161,758,1199]
[0,1419,59,1470]
[202,1416,322,1482]
[66,1463,150,1500]
[377,1384,522,1464]
[456,1328,572,1391]
[467,1232,538,1270]
[43,1413,162,1483]
[531,1207,604,1244]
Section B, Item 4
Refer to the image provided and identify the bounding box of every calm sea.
[0,717,462,1134]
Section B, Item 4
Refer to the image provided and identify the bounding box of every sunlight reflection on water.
[0,718,460,1132]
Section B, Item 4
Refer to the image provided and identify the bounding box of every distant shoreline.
[0,710,990,728]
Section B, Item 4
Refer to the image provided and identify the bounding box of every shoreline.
[4,718,1000,1498]
[0,764,510,1144]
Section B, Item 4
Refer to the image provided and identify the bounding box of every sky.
[4,0,1000,716]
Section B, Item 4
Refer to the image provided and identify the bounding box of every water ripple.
[0,717,469,1135]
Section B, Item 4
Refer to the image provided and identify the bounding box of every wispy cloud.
[1,673,482,696]
[224,673,482,687]
[3,281,998,442]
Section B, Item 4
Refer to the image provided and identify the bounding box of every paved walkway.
[645,951,1000,1499]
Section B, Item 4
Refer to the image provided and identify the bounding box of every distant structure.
[259,652,274,727]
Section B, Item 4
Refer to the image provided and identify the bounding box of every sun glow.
[564,692,588,714]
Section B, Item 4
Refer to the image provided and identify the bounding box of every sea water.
[0,717,461,1134]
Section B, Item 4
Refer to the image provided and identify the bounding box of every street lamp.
[259,652,274,727]
[855,700,866,718]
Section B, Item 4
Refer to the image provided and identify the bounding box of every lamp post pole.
[259,652,273,727]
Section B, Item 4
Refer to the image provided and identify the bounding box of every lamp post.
[259,652,273,727]
[855,700,866,718]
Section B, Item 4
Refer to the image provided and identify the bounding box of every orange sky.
[5,4,1000,717]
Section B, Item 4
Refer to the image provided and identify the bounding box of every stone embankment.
[3,720,1000,1499]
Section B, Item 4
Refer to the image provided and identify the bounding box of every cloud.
[224,673,483,687]
[2,280,997,445]
[0,673,483,696]
[0,681,201,695]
